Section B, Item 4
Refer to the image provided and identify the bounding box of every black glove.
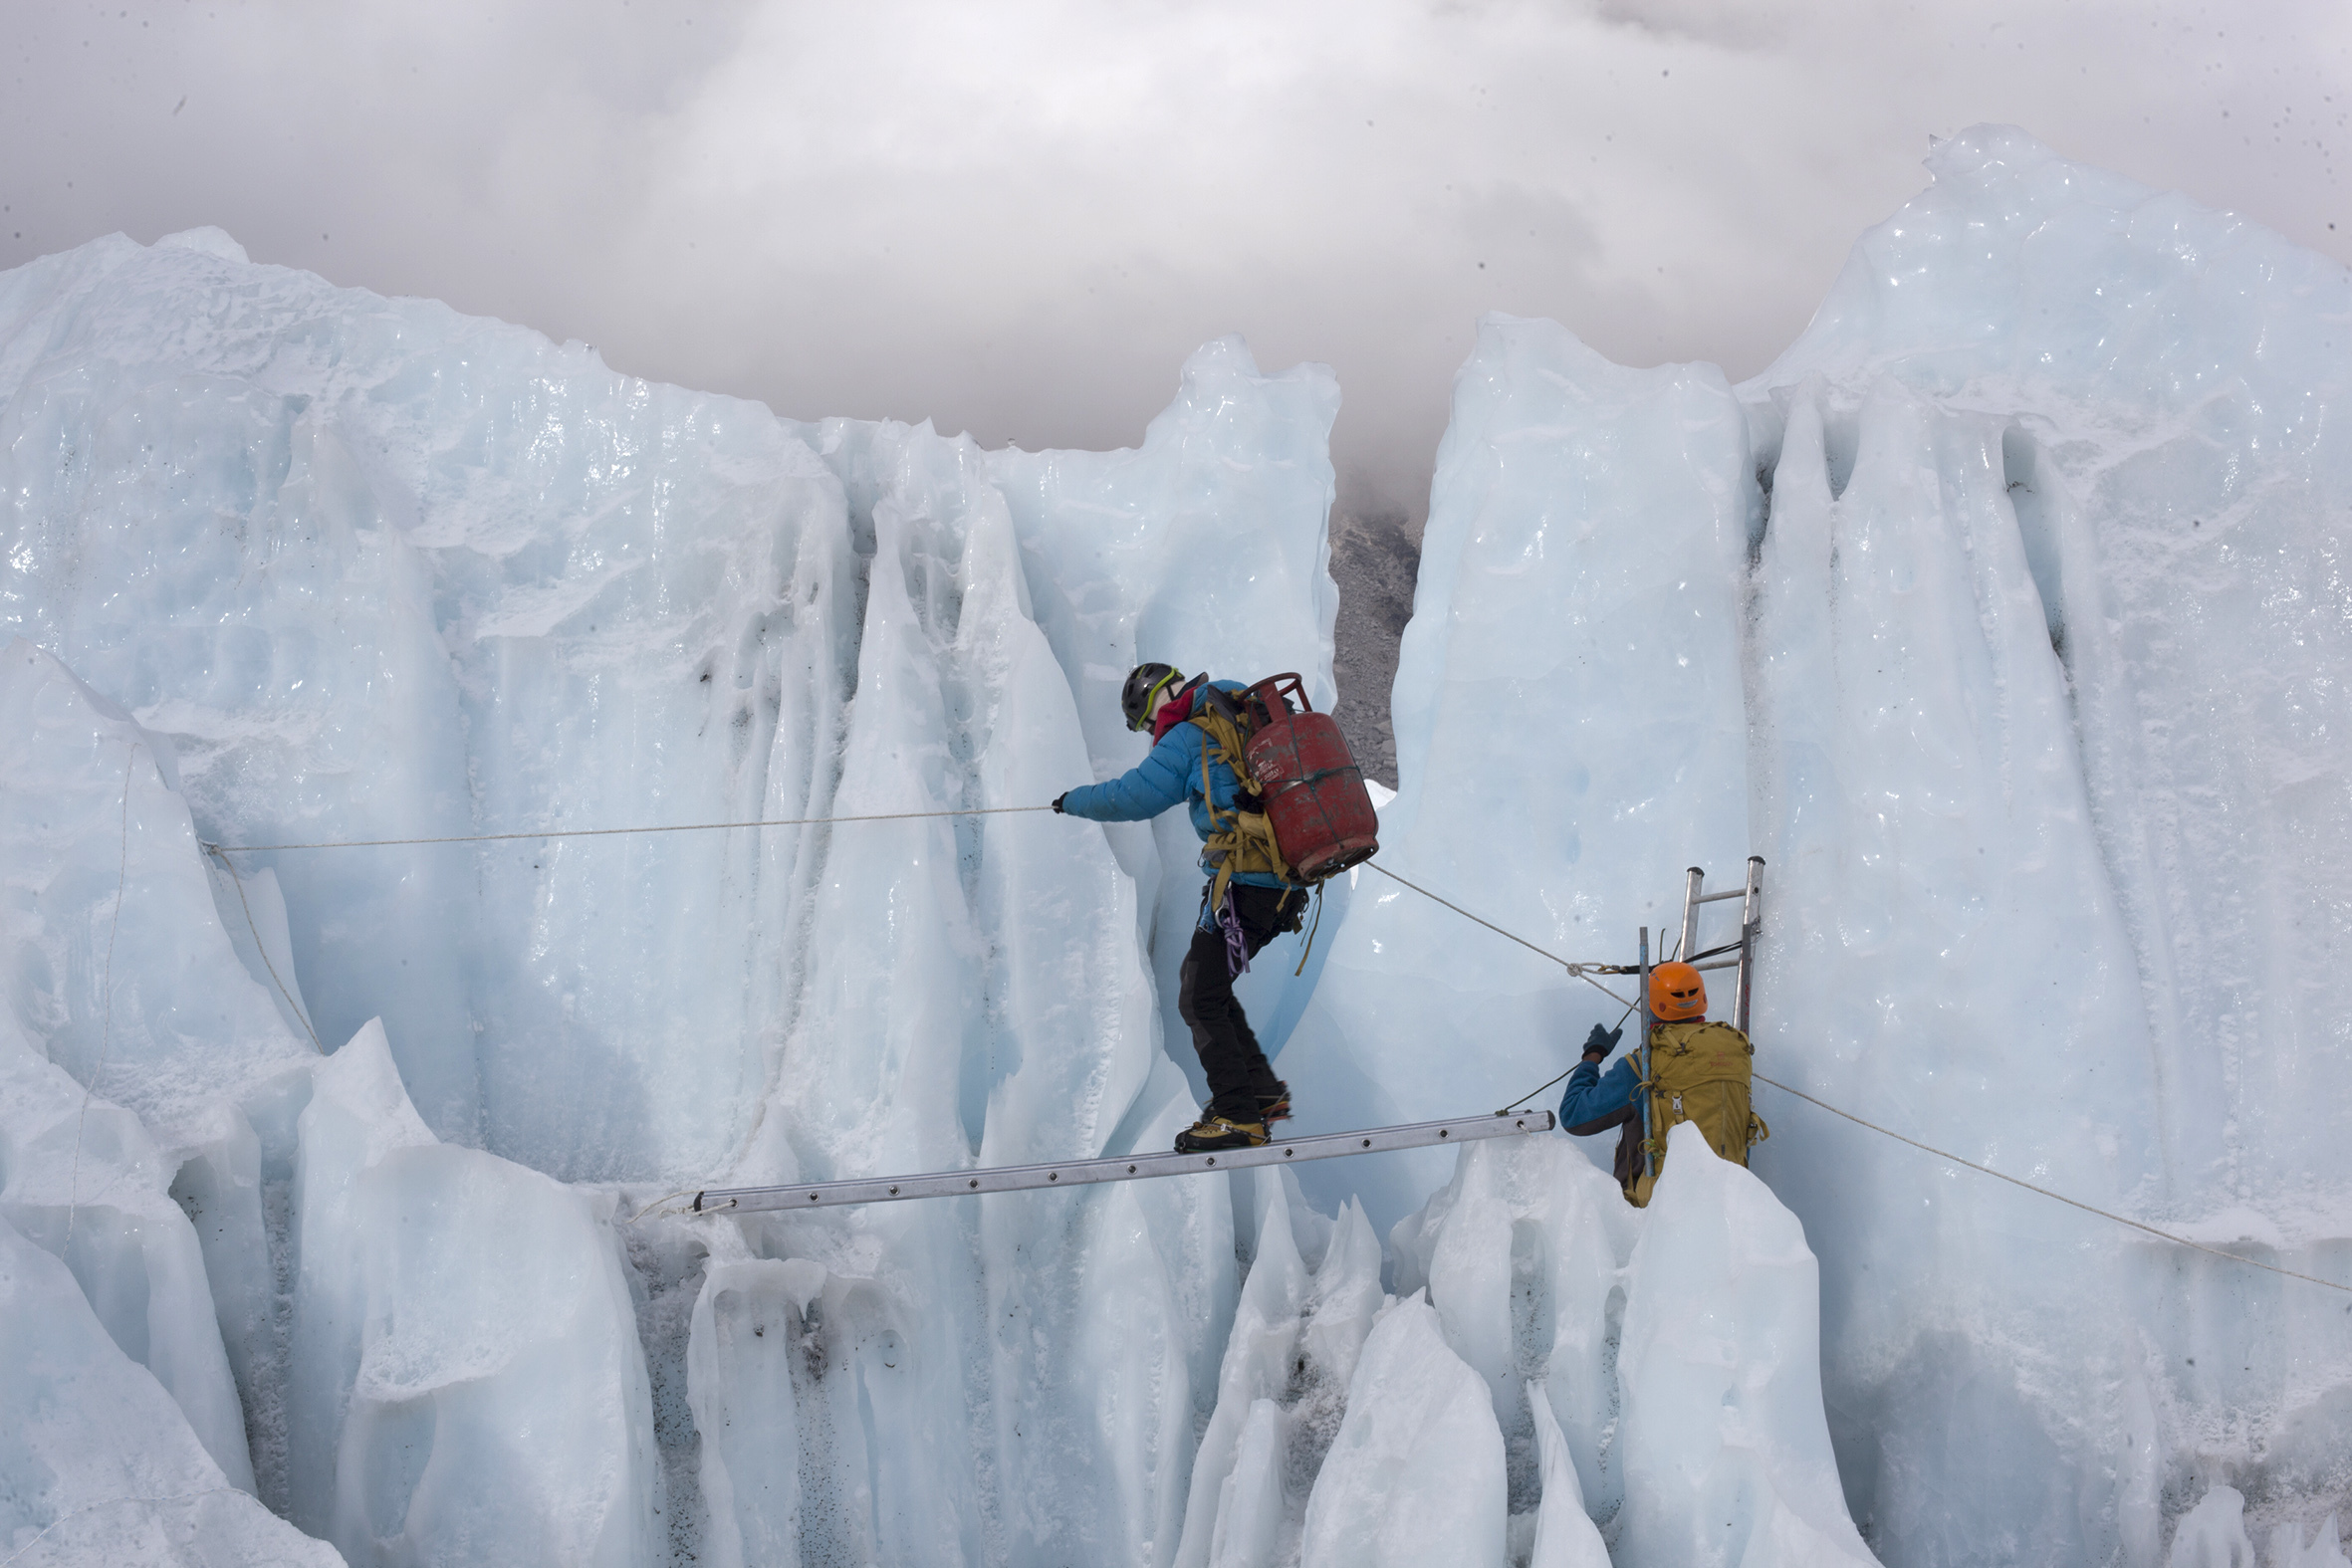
[1580,1022,1622,1061]
[1052,792,1068,814]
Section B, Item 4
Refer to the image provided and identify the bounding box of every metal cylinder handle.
[1246,672,1310,718]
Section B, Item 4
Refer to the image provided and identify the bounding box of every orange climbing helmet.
[1649,961,1707,1020]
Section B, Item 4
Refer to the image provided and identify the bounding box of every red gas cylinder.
[1240,674,1380,881]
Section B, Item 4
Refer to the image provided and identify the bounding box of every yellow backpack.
[1616,1019,1769,1208]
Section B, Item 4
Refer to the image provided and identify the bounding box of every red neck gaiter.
[1150,678,1205,742]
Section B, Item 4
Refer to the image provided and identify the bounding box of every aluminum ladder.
[695,1110,1556,1215]
[1634,856,1764,1151]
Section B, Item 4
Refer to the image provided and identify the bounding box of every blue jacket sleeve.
[1060,723,1200,823]
[1558,1056,1638,1137]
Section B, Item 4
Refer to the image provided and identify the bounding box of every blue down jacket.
[1557,1055,1640,1135]
[1058,679,1289,891]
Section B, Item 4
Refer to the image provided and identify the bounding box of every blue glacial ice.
[0,1210,340,1567]
[3,123,2350,1566]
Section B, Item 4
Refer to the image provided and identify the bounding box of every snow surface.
[3,123,2349,1566]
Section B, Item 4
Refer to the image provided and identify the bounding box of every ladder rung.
[1693,957,1740,972]
[1694,888,1747,903]
[693,1112,1557,1214]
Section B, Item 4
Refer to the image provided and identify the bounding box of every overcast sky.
[5,0,2347,528]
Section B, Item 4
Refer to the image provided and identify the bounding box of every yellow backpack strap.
[1194,716,1235,829]
[1635,1047,1668,1162]
[1190,708,1259,801]
[1197,729,1236,912]
[1191,708,1297,893]
[1291,883,1325,976]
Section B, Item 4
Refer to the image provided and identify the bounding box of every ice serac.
[1175,1167,1383,1568]
[1,228,1348,1567]
[744,413,1166,1194]
[693,411,1239,1565]
[1295,1292,1507,1568]
[0,1212,344,1568]
[0,641,318,1161]
[2167,1486,2255,1568]
[1526,1385,1609,1568]
[1754,122,2352,1228]
[1348,1122,1872,1567]
[1300,123,2352,1564]
[1748,363,2164,1562]
[1279,314,1754,1231]
[1741,126,2352,1560]
[0,232,861,1179]
[1612,1124,1877,1568]
[0,1030,254,1494]
[290,1020,657,1568]
[1390,1134,1636,1529]
[683,1253,811,1568]
[0,638,324,1497]
[987,336,1345,1091]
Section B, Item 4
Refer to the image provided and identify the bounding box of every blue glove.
[1580,1022,1622,1061]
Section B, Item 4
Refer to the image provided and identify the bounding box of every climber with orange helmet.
[1556,959,1766,1206]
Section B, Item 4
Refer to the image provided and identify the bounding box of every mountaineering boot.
[1258,1082,1292,1124]
[1175,1113,1269,1153]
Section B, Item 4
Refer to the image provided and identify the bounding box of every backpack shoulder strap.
[1187,706,1255,818]
[1195,680,1251,733]
[1187,694,1294,904]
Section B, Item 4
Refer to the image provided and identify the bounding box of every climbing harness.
[1215,886,1253,978]
[1290,883,1326,977]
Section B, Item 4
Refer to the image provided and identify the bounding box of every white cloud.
[3,0,2347,524]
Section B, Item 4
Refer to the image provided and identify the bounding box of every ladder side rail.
[1735,855,1764,1034]
[694,1112,1556,1215]
[1637,925,1653,1159]
[1678,867,1705,959]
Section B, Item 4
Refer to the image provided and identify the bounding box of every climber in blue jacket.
[1055,662,1304,1154]
[1557,1021,1636,1136]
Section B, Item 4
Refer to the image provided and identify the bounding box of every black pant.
[1178,883,1306,1121]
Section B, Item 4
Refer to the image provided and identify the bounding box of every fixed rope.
[204,845,325,1052]
[202,802,1056,855]
[0,1488,243,1568]
[62,741,137,1257]
[1359,861,1635,1007]
[1371,860,2350,1296]
[1497,996,1641,1115]
[1751,1075,2352,1296]
[190,795,2343,1294]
